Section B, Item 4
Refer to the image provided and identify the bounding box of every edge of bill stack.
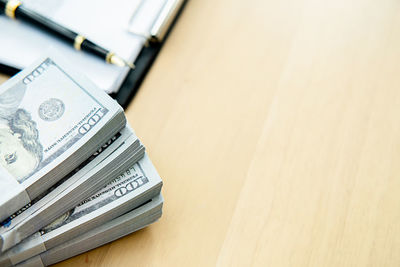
[18,194,164,267]
[0,153,163,266]
[0,125,146,252]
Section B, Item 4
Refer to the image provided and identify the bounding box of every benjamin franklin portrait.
[0,82,43,182]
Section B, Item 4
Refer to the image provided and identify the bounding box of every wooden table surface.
[3,0,400,266]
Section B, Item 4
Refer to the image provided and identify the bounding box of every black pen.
[0,0,134,68]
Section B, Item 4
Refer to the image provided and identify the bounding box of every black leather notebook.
[0,0,187,109]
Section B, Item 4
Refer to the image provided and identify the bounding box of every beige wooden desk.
[2,0,400,266]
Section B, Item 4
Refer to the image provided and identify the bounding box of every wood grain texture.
[2,0,400,266]
[0,74,8,82]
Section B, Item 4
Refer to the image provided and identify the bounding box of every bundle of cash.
[19,194,163,267]
[0,54,164,265]
[0,55,127,221]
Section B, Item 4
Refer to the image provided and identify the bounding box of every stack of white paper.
[0,0,167,93]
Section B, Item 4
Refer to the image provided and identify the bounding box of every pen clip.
[149,0,185,43]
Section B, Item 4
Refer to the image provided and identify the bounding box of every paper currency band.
[74,35,86,51]
[5,0,21,19]
[105,52,115,64]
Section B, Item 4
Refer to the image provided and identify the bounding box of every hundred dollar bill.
[17,195,163,267]
[0,153,162,265]
[0,54,126,221]
[0,126,144,252]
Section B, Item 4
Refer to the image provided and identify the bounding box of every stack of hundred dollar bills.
[0,55,163,266]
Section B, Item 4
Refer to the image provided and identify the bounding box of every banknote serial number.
[23,59,52,85]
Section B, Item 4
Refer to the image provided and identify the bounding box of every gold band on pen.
[105,52,115,64]
[5,0,22,19]
[74,35,86,51]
